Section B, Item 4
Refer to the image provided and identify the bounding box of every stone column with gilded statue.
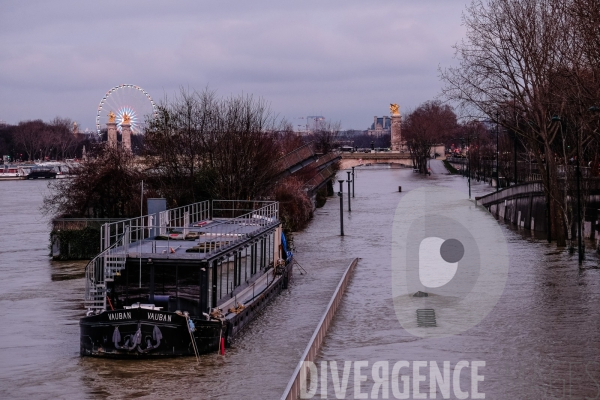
[121,113,132,152]
[390,103,403,152]
[107,111,118,148]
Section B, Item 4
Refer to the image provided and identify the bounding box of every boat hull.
[80,259,293,358]
[80,308,225,358]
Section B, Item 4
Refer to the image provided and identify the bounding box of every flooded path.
[317,161,600,399]
[1,162,599,399]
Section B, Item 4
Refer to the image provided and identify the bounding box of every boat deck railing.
[100,199,279,258]
[100,200,211,252]
[86,199,280,313]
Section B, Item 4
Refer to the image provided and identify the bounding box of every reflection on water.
[51,260,87,281]
[1,163,599,399]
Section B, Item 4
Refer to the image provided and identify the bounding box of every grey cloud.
[0,0,466,130]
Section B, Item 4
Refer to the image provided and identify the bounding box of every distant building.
[339,129,366,138]
[367,116,391,137]
[336,129,366,147]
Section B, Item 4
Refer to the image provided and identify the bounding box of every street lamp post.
[552,115,583,264]
[510,100,518,186]
[546,161,552,243]
[460,134,472,199]
[576,141,583,264]
[338,180,345,236]
[503,93,519,186]
[459,139,465,176]
[513,130,518,185]
[467,134,471,199]
[346,171,352,212]
[351,166,355,198]
[496,110,499,192]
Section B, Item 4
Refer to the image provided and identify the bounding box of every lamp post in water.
[496,110,500,192]
[463,122,480,200]
[466,135,471,199]
[552,115,583,264]
[338,180,345,236]
[460,137,470,198]
[351,166,355,198]
[503,93,519,186]
[346,171,352,212]
[576,142,583,265]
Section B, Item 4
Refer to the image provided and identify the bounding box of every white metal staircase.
[84,227,128,313]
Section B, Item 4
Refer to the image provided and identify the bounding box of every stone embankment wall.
[477,182,600,241]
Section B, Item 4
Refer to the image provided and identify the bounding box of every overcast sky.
[0,1,468,131]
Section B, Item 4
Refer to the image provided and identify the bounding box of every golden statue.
[390,103,400,116]
[108,111,116,123]
[122,113,131,125]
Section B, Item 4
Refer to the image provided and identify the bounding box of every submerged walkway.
[429,158,449,175]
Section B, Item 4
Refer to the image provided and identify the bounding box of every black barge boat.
[25,166,57,179]
[80,199,293,358]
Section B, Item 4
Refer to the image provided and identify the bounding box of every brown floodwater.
[1,162,600,399]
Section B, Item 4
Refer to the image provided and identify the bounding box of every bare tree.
[43,146,145,218]
[13,120,45,161]
[206,93,280,200]
[144,88,281,204]
[403,101,458,173]
[51,117,78,160]
[275,121,307,155]
[440,0,581,245]
[144,88,215,206]
[311,121,341,154]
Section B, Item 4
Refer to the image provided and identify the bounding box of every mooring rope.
[185,314,200,363]
[293,259,307,275]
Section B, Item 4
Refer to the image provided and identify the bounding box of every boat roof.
[102,200,280,264]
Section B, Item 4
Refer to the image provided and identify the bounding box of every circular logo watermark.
[391,186,509,338]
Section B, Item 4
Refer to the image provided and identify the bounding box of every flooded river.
[1,163,600,399]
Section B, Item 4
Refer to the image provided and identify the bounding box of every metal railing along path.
[475,181,545,207]
[303,166,336,192]
[281,258,359,400]
[476,178,600,207]
[277,142,316,173]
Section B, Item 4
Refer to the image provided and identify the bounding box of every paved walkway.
[429,158,449,175]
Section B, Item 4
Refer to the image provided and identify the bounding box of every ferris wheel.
[96,84,157,134]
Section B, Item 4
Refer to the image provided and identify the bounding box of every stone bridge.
[340,152,413,169]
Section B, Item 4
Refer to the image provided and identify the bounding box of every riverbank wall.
[476,182,600,242]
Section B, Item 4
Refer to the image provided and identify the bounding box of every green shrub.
[315,187,328,208]
[443,159,459,174]
[50,226,100,260]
